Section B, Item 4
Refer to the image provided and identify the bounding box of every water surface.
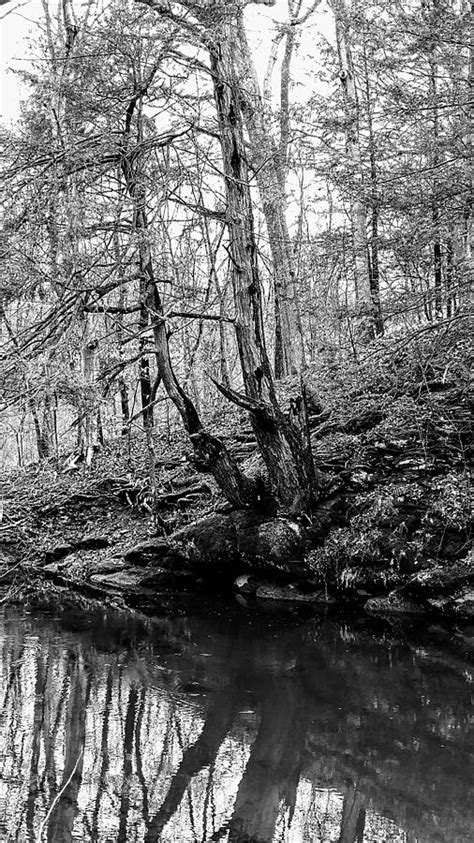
[0,599,473,842]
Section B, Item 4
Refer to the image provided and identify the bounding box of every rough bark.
[233,13,305,376]
[119,74,260,509]
[125,1,317,514]
[361,32,383,336]
[462,0,473,310]
[332,0,378,341]
[208,19,317,513]
[427,0,444,320]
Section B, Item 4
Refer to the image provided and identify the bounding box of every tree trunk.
[30,396,52,460]
[427,0,444,321]
[462,0,473,310]
[126,1,317,514]
[332,0,376,342]
[208,21,317,513]
[77,332,99,464]
[446,236,455,318]
[362,33,384,336]
[232,14,305,377]
[119,84,260,508]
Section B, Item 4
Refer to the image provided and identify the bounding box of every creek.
[0,598,473,842]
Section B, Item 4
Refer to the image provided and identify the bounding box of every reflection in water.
[0,601,473,842]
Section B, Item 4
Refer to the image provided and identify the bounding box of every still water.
[0,598,473,842]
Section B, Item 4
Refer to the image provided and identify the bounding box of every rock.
[43,535,109,565]
[255,583,335,603]
[239,518,304,565]
[78,535,110,550]
[88,558,129,575]
[404,560,474,598]
[43,563,60,574]
[123,538,171,565]
[364,594,425,615]
[90,570,151,591]
[140,567,194,588]
[234,574,255,594]
[427,597,451,611]
[44,544,73,564]
[90,564,194,593]
[0,546,19,584]
[170,511,308,581]
[453,589,474,620]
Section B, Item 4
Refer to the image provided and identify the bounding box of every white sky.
[1,0,43,125]
[0,0,334,126]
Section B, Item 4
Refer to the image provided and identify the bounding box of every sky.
[0,0,334,127]
[0,0,44,125]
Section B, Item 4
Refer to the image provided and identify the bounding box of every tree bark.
[119,76,260,508]
[361,32,383,336]
[127,1,318,514]
[332,0,377,341]
[233,13,305,377]
[208,17,316,513]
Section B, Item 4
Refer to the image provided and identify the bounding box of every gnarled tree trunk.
[130,0,318,514]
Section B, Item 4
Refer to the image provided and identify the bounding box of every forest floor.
[1,319,472,620]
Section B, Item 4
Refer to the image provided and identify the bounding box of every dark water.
[0,599,473,843]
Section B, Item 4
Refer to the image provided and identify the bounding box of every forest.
[0,0,472,616]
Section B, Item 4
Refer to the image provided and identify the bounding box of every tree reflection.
[0,605,472,842]
[228,675,310,843]
[146,687,239,842]
[338,783,365,843]
[46,654,90,843]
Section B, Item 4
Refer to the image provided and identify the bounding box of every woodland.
[0,0,472,617]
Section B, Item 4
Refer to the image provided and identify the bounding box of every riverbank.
[1,321,471,619]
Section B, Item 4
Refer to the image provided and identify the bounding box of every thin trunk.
[462,0,473,309]
[446,236,454,317]
[30,397,50,461]
[427,0,443,320]
[79,335,99,464]
[332,0,375,341]
[233,14,305,377]
[112,185,131,435]
[120,82,259,509]
[433,220,443,318]
[362,33,383,335]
